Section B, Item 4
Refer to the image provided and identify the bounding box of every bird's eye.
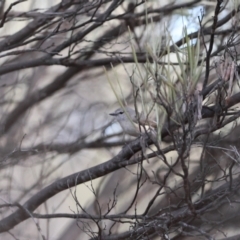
[119,111,124,114]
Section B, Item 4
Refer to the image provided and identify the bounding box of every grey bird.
[110,107,159,164]
[109,107,140,137]
[109,107,158,137]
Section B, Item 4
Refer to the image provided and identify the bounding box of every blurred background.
[0,0,240,239]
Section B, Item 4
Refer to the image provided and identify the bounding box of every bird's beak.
[109,112,117,116]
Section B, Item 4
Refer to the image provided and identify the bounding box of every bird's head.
[109,107,137,122]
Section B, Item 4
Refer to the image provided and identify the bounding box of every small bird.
[110,107,158,163]
[109,107,157,137]
[109,107,140,137]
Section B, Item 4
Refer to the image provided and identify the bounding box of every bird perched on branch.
[110,107,159,163]
[109,107,157,137]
